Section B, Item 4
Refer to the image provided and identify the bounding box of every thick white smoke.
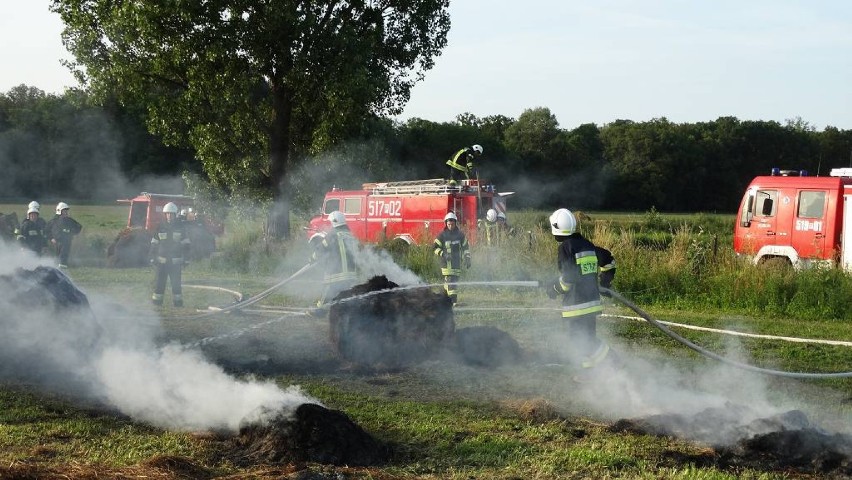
[0,241,318,432]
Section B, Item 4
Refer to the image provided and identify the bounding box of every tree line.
[3,85,852,215]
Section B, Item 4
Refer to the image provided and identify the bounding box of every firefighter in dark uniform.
[15,202,47,255]
[312,210,359,306]
[47,202,83,268]
[150,202,191,307]
[546,208,614,382]
[434,212,471,306]
[446,144,483,182]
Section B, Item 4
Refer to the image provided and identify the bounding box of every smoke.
[0,241,318,432]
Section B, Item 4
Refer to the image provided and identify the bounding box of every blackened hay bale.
[106,227,152,267]
[0,266,91,311]
[611,405,852,477]
[453,325,523,368]
[329,275,454,368]
[230,403,389,466]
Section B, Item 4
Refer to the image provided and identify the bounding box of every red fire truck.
[306,178,512,246]
[734,167,852,269]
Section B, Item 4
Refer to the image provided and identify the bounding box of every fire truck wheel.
[758,256,792,270]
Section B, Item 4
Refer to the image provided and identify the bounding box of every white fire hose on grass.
[602,287,852,379]
[172,263,317,320]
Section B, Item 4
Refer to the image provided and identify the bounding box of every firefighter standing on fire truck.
[446,144,483,182]
[546,208,616,383]
[434,212,471,306]
[150,202,191,307]
[312,210,359,306]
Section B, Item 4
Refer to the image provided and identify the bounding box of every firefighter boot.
[152,293,164,306]
[173,294,184,308]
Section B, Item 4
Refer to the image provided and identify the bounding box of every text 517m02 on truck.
[734,167,852,269]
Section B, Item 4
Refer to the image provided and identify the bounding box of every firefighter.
[478,208,500,247]
[446,144,483,182]
[311,210,359,306]
[149,202,191,307]
[15,202,47,255]
[546,208,614,382]
[434,211,471,306]
[47,202,83,268]
[496,211,515,236]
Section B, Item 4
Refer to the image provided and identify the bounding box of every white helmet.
[486,208,497,222]
[28,201,40,211]
[497,211,506,221]
[328,210,347,228]
[27,206,39,215]
[472,144,483,155]
[549,208,577,236]
[444,212,458,223]
[56,202,70,214]
[163,202,178,214]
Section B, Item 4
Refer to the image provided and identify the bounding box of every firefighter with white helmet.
[546,207,617,382]
[478,208,500,247]
[433,211,471,306]
[446,144,483,182]
[15,201,47,255]
[149,202,191,307]
[47,202,82,268]
[311,210,359,307]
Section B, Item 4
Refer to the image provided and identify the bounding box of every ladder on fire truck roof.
[363,178,470,195]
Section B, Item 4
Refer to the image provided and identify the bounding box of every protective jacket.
[312,225,359,305]
[595,246,616,289]
[314,226,358,284]
[150,219,191,263]
[47,214,83,266]
[554,233,603,319]
[434,227,470,276]
[16,217,47,254]
[478,219,499,247]
[446,147,476,178]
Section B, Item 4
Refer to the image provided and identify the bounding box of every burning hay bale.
[328,276,455,368]
[610,404,852,476]
[229,403,390,466]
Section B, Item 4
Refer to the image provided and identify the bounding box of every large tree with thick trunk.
[52,0,450,238]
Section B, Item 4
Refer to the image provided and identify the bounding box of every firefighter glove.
[464,256,471,269]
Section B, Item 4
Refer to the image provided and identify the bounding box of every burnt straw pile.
[611,403,852,476]
[328,276,523,368]
[229,403,390,466]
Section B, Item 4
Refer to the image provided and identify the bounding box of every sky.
[3,0,852,130]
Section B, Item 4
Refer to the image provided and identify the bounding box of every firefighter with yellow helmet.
[433,211,471,306]
[546,208,616,382]
[311,210,359,306]
[149,202,191,307]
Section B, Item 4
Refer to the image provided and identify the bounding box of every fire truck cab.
[734,168,852,269]
[306,178,512,246]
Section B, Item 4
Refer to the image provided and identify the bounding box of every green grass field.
[1,204,851,479]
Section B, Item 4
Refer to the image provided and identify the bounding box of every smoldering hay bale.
[328,275,455,368]
[610,403,852,476]
[0,266,102,380]
[229,403,390,466]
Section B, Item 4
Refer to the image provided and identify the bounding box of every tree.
[53,0,450,238]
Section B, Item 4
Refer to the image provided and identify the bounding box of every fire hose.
[602,287,852,379]
[171,262,317,320]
